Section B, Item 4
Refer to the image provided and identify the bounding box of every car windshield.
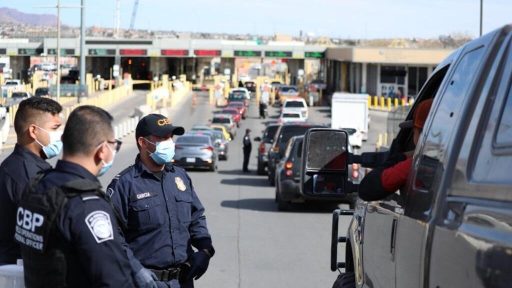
[280,86,297,92]
[284,101,305,108]
[11,92,26,98]
[222,109,237,115]
[212,118,231,124]
[229,92,245,100]
[176,136,210,145]
[263,126,279,142]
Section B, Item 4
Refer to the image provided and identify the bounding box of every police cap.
[136,114,185,138]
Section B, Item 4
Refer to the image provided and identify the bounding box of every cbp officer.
[108,114,215,288]
[0,97,62,265]
[242,129,252,172]
[15,105,135,287]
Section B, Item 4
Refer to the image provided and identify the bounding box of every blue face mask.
[98,143,116,176]
[35,126,63,159]
[146,138,175,165]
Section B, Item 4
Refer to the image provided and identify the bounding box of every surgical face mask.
[145,138,175,165]
[35,126,63,159]
[98,142,116,177]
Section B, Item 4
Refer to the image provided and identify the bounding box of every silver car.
[188,130,229,161]
[173,134,218,171]
[211,114,236,138]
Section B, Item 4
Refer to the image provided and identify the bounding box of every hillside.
[0,7,57,26]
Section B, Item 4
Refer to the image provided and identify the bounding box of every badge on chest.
[175,177,187,191]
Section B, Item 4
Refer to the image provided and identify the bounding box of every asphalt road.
[0,92,390,288]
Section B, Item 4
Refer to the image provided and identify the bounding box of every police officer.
[242,128,252,172]
[108,114,215,288]
[15,105,135,287]
[0,97,62,265]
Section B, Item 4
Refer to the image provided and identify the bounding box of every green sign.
[264,51,292,58]
[234,50,262,57]
[305,52,325,58]
[18,48,44,56]
[48,49,76,56]
[89,49,116,56]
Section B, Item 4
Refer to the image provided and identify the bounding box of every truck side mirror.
[301,128,353,196]
[254,137,261,141]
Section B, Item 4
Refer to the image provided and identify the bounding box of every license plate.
[186,158,195,163]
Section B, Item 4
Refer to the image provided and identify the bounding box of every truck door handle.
[390,218,398,255]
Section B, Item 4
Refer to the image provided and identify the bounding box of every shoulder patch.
[85,211,114,243]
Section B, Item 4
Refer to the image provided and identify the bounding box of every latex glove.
[134,268,158,288]
[185,250,211,281]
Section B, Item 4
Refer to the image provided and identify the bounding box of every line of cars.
[171,87,251,171]
[254,98,364,210]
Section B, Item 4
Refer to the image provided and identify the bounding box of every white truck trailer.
[330,92,369,148]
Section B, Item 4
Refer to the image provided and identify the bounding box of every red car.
[226,102,247,119]
[221,108,241,127]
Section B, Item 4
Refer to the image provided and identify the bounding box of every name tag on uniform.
[131,191,155,201]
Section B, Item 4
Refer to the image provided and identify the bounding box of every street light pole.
[56,0,61,102]
[79,0,86,103]
[480,0,483,36]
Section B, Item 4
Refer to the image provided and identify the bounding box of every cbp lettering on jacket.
[17,207,44,232]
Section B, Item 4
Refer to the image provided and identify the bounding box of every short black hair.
[14,97,62,135]
[62,105,114,156]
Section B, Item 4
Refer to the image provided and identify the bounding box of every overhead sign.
[305,52,325,58]
[234,50,262,57]
[194,50,221,57]
[120,49,147,56]
[18,48,44,56]
[89,49,116,56]
[161,49,189,56]
[48,49,76,56]
[265,51,292,58]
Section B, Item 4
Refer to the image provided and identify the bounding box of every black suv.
[275,135,303,210]
[254,124,280,175]
[267,123,325,186]
[303,25,512,288]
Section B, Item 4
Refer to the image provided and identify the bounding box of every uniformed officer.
[242,128,252,172]
[0,97,62,265]
[108,114,215,288]
[15,105,135,287]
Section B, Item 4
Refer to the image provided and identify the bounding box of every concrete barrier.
[113,116,140,140]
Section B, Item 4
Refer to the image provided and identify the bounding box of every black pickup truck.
[301,24,512,288]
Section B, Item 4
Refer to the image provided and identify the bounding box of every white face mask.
[34,126,63,159]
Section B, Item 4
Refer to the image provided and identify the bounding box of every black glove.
[134,268,158,288]
[184,250,211,281]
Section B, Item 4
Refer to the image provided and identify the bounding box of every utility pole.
[55,0,61,102]
[480,0,483,36]
[79,0,86,103]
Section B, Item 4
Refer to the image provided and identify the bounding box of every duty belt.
[150,267,182,282]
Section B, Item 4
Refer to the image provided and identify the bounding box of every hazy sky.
[3,0,512,39]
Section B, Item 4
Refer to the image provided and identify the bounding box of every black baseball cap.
[136,114,185,138]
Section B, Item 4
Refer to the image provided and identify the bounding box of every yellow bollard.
[387,98,391,111]
[368,96,372,108]
[373,96,378,107]
[380,96,385,109]
[394,98,399,108]
[401,97,406,106]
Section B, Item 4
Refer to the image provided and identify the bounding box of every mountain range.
[0,7,58,26]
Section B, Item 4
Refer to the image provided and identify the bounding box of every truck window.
[415,46,485,191]
[494,90,512,148]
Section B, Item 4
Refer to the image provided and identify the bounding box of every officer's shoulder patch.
[85,210,114,243]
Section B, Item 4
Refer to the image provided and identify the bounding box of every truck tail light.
[285,161,293,169]
[285,170,293,177]
[351,163,360,180]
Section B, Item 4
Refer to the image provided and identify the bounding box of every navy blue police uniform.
[0,144,51,265]
[108,156,214,288]
[15,160,135,288]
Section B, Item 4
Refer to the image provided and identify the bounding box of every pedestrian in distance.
[107,113,215,288]
[0,97,62,265]
[15,105,135,288]
[242,128,252,173]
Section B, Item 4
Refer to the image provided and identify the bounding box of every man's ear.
[137,137,146,149]
[94,142,107,163]
[27,124,38,141]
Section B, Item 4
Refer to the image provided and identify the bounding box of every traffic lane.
[195,101,349,288]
